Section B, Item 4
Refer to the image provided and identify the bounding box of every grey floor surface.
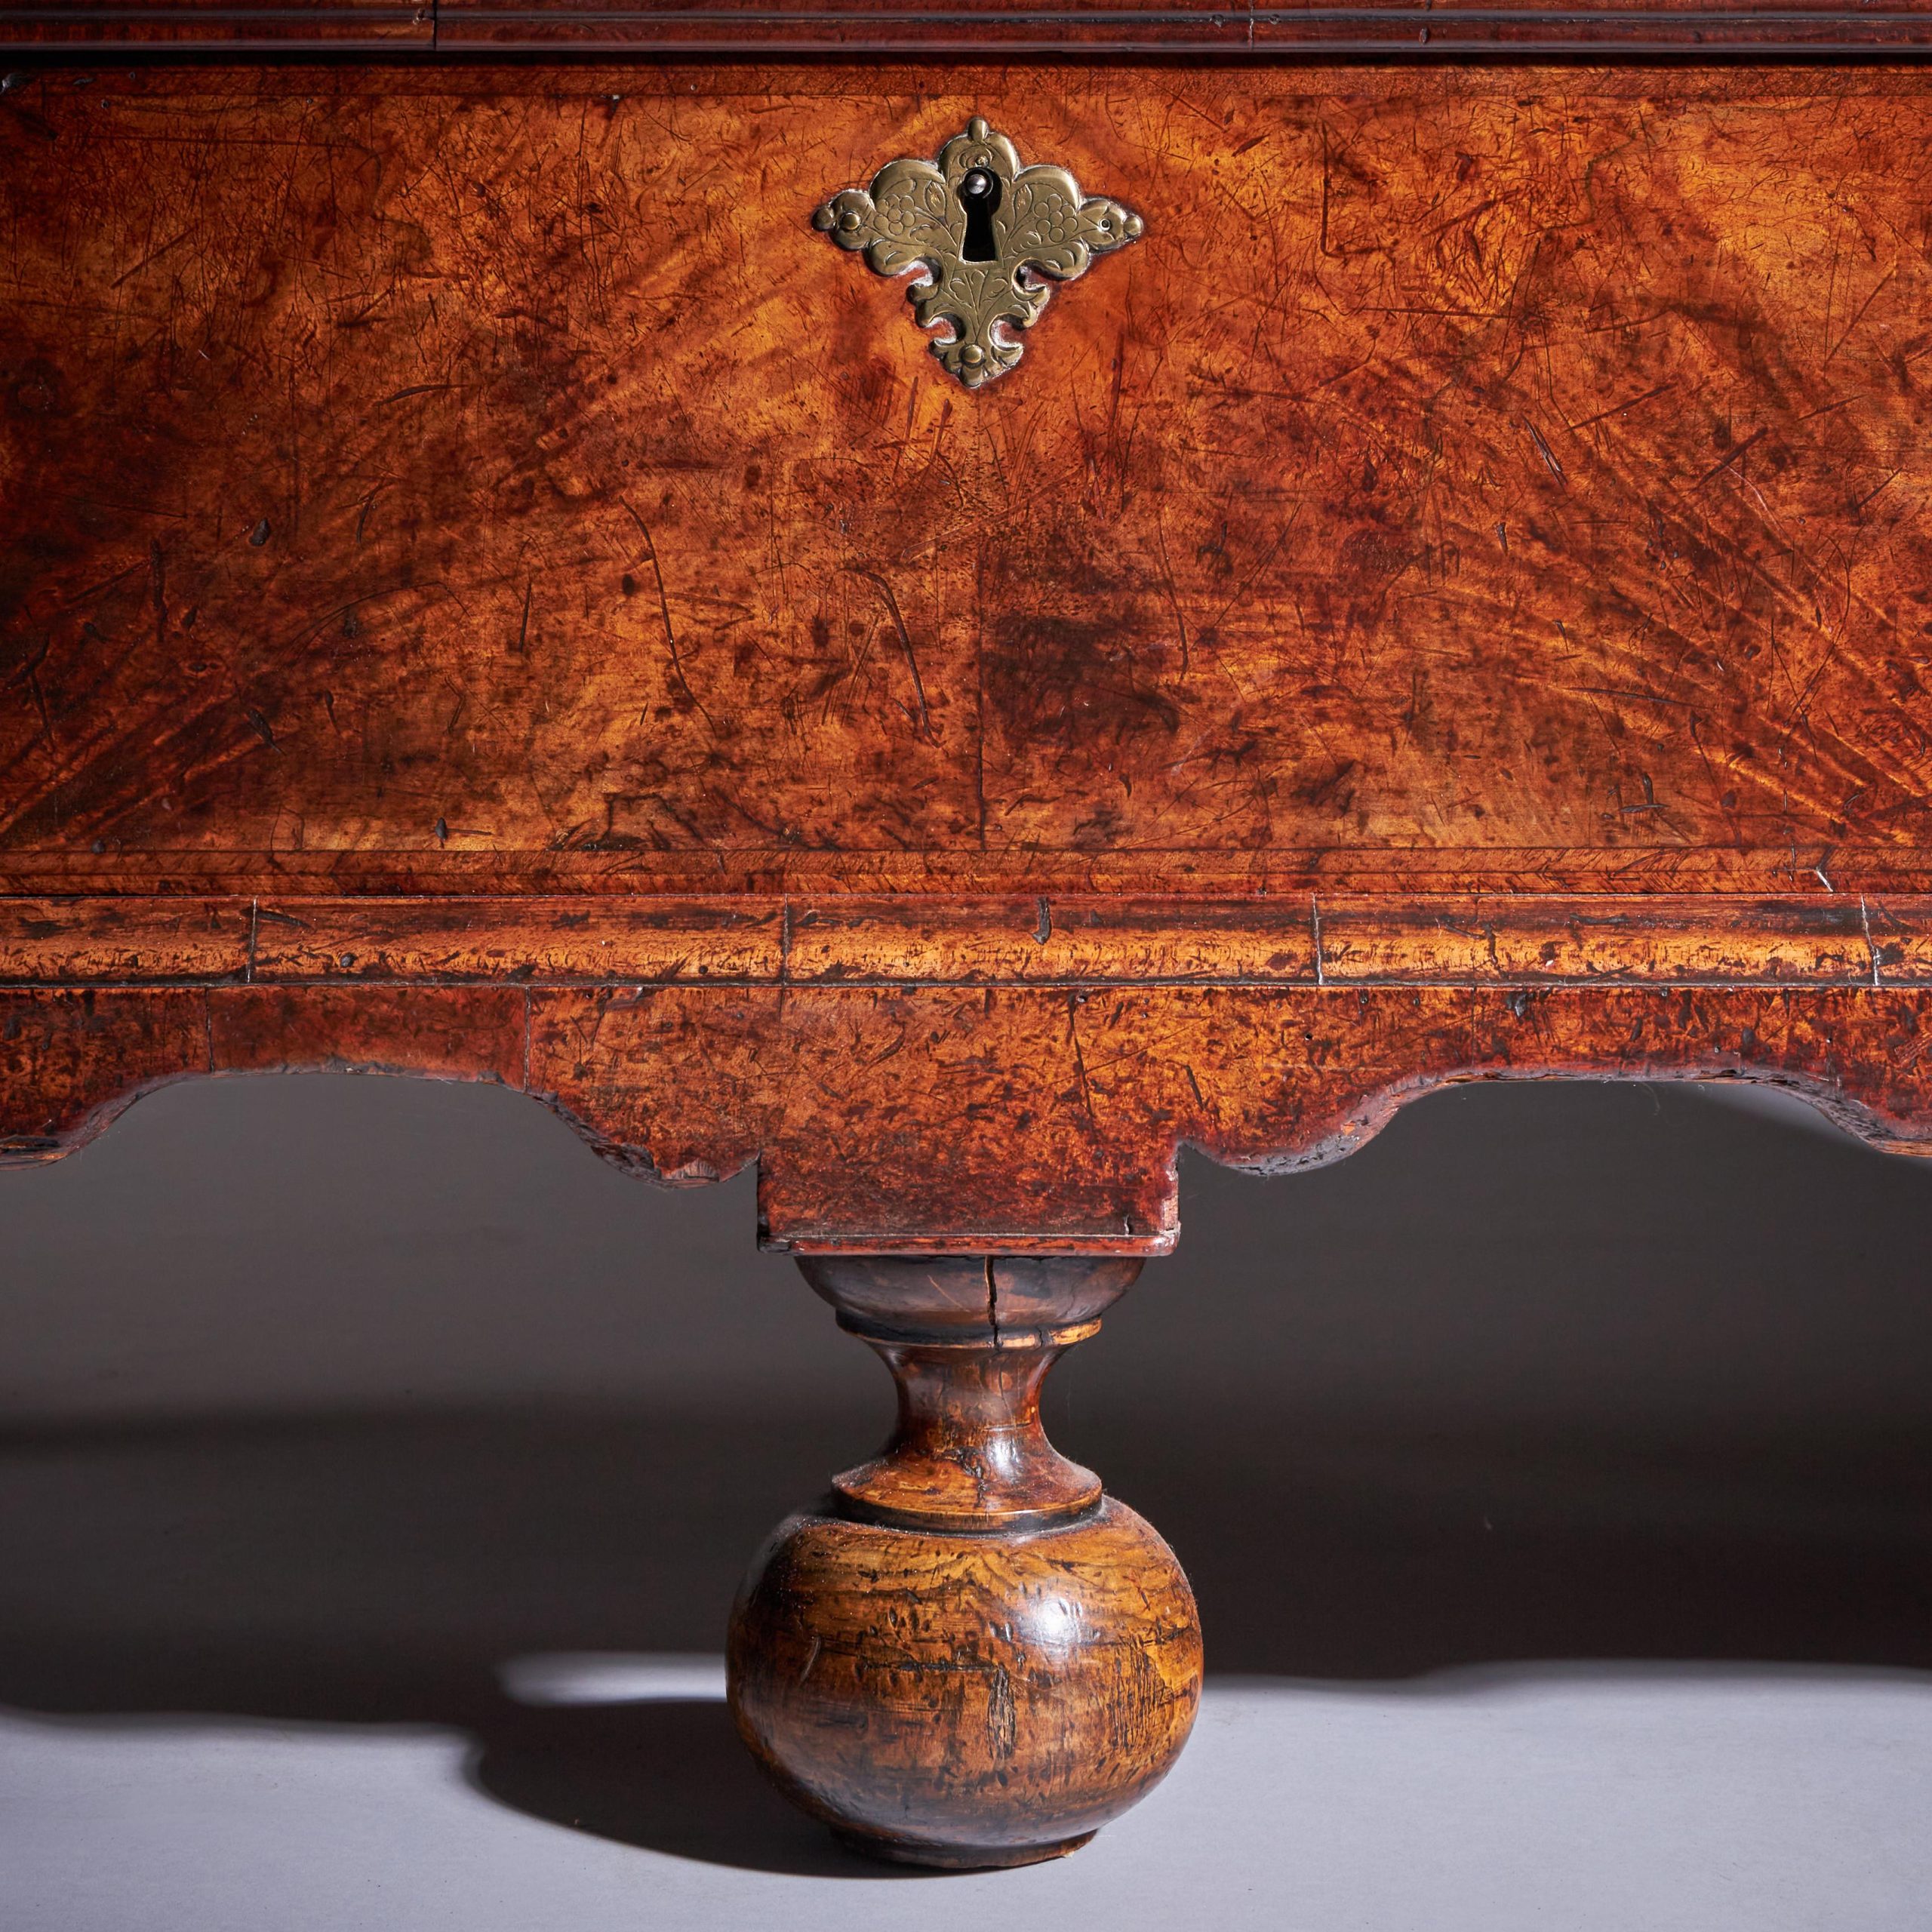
[3,1072,1930,1927]
[7,1662,1930,1932]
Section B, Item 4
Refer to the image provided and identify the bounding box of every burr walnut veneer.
[7,16,1932,1864]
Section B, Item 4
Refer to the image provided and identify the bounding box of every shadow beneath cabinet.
[2,1398,1929,1872]
[467,1697,915,1879]
[5,1078,1932,1872]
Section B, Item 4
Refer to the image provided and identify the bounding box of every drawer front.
[4,65,1930,896]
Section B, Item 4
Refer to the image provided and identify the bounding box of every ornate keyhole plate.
[812,118,1145,390]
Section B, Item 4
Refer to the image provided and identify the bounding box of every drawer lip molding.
[6,2,1932,53]
[0,2,432,47]
[0,892,1919,989]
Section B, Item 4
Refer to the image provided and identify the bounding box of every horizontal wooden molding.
[435,5,1932,55]
[0,2,430,46]
[3,892,1924,987]
[5,2,1932,52]
[3,851,1931,899]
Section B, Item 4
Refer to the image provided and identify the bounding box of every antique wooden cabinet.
[6,0,1932,1869]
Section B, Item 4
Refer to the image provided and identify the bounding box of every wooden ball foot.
[727,1257,1202,1871]
[832,1826,1096,1870]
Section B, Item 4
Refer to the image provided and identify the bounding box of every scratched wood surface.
[10,62,1932,1244]
[724,1254,1200,1866]
[8,66,1932,893]
[10,980,1932,1245]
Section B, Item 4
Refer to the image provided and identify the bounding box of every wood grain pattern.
[6,891,1921,986]
[0,897,251,981]
[11,976,1932,1244]
[10,67,1932,893]
[13,46,1932,1866]
[11,62,1932,1253]
[728,1256,1201,1868]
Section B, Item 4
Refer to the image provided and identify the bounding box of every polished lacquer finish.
[9,66,1932,1251]
[728,1256,1201,1867]
[6,45,1932,1863]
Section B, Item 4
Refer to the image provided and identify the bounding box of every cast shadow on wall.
[2,1073,1929,1872]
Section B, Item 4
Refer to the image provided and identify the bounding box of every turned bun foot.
[726,1257,1203,1870]
[730,1496,1201,1866]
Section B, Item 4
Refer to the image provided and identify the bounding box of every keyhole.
[959,168,1001,262]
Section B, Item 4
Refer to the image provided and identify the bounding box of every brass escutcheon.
[812,118,1144,390]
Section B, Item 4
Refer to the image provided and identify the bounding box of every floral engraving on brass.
[811,118,1144,389]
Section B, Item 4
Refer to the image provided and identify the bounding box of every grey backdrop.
[3,1072,1930,1926]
